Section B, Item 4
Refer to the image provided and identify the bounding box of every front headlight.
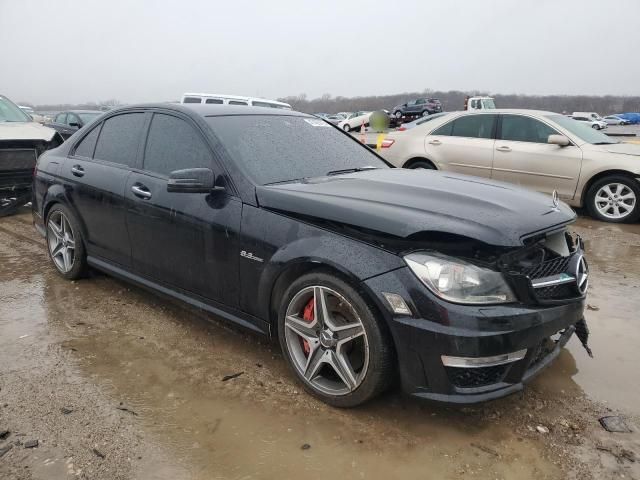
[404,252,516,304]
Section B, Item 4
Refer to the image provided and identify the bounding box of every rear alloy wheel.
[343,123,351,132]
[278,273,393,407]
[46,205,87,279]
[586,175,640,223]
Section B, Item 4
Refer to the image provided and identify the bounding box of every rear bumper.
[363,267,586,404]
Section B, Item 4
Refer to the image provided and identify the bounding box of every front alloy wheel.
[278,272,393,407]
[284,286,369,396]
[587,175,640,223]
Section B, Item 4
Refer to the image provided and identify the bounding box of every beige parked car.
[379,109,640,223]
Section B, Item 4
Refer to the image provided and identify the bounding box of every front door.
[125,111,241,305]
[491,114,582,200]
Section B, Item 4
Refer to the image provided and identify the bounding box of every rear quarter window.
[73,125,101,158]
[93,113,145,167]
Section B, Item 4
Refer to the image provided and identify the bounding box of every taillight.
[397,127,407,131]
[381,139,395,148]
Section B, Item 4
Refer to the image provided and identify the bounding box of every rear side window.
[93,113,145,167]
[143,113,211,176]
[205,98,223,104]
[183,97,202,104]
[229,101,248,106]
[73,125,100,158]
[450,115,496,139]
[499,115,558,143]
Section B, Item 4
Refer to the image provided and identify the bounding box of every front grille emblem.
[575,255,589,294]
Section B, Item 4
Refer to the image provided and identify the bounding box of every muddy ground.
[1,207,639,480]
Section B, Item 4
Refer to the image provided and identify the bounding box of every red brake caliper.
[301,298,315,356]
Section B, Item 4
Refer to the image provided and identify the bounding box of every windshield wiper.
[326,166,378,176]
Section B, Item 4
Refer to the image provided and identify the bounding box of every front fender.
[239,205,404,324]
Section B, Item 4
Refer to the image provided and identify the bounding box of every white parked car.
[376,109,640,223]
[181,93,291,109]
[572,115,607,130]
[337,111,372,132]
[603,115,630,126]
[18,105,46,124]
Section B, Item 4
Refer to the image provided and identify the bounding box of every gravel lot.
[1,208,639,480]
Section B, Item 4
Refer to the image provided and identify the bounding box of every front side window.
[205,98,223,104]
[499,115,557,143]
[206,115,388,185]
[143,114,211,176]
[450,114,496,139]
[93,113,145,166]
[55,113,67,124]
[67,114,80,126]
[183,97,202,104]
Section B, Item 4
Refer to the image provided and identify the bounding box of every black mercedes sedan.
[33,104,590,407]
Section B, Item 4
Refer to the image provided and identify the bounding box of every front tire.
[586,175,640,223]
[277,272,393,407]
[421,110,430,117]
[394,111,402,119]
[343,124,351,132]
[407,160,435,170]
[592,124,600,129]
[46,204,88,279]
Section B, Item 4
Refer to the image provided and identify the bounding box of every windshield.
[547,114,618,144]
[206,115,389,185]
[481,99,496,109]
[78,112,101,124]
[0,96,32,122]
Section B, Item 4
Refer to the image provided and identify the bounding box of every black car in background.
[392,98,442,118]
[33,104,589,406]
[46,110,103,139]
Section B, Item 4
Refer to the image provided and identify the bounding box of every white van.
[181,93,292,110]
[572,112,604,122]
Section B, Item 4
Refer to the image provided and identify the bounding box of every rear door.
[424,114,496,178]
[491,114,582,199]
[62,111,147,267]
[125,111,242,304]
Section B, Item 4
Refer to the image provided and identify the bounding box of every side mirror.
[167,168,219,193]
[69,122,81,128]
[548,134,570,147]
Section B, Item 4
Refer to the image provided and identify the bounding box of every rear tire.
[45,204,88,280]
[592,124,600,130]
[586,175,640,223]
[407,160,435,170]
[277,271,394,407]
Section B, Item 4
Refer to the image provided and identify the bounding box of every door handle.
[131,184,152,200]
[496,146,512,152]
[428,139,441,145]
[71,165,84,177]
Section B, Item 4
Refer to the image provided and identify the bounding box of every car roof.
[110,103,310,118]
[455,108,558,116]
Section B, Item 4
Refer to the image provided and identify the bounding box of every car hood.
[601,142,640,157]
[0,121,58,142]
[256,169,576,247]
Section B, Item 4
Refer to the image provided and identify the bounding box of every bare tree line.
[278,90,640,115]
[26,91,640,115]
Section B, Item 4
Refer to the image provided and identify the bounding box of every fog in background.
[1,0,638,106]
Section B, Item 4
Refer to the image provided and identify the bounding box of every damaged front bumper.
[364,264,587,404]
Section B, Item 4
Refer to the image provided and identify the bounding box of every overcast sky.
[1,0,638,105]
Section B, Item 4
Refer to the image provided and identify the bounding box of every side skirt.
[87,256,271,336]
